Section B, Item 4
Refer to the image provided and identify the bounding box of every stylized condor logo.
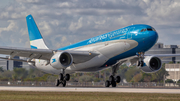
[52,59,56,63]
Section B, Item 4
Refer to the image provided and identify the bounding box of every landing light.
[89,52,92,55]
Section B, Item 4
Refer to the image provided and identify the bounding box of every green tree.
[13,67,28,81]
[177,80,180,83]
[151,63,169,82]
[131,72,143,82]
[168,61,174,64]
[141,73,152,82]
[125,67,141,82]
[78,75,93,82]
[0,67,4,72]
[135,63,169,83]
[165,79,174,83]
[118,64,128,80]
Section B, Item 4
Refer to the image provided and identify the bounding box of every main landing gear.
[105,62,122,87]
[55,69,70,87]
[105,75,121,87]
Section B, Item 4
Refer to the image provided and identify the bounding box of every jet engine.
[140,56,162,73]
[50,51,73,69]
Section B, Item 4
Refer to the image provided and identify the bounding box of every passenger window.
[140,29,144,32]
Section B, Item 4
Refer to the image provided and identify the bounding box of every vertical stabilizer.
[26,14,49,49]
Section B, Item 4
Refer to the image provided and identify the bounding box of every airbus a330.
[0,15,178,87]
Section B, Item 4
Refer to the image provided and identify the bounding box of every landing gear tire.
[109,75,115,82]
[105,80,110,87]
[62,80,66,87]
[105,75,120,87]
[137,61,140,66]
[138,61,144,67]
[140,61,144,66]
[111,80,116,87]
[55,79,60,86]
[65,74,70,81]
[59,73,63,81]
[115,76,121,83]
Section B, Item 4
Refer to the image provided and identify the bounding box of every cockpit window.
[147,28,153,31]
[152,28,156,31]
[140,27,156,32]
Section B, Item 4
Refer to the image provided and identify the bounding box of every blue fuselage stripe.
[58,24,158,67]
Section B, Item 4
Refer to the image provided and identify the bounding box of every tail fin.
[26,14,49,49]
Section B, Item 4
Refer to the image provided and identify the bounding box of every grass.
[0,91,180,101]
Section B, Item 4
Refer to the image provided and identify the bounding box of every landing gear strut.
[137,61,144,67]
[55,69,70,87]
[137,52,144,67]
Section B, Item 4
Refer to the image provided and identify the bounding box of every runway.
[0,86,180,94]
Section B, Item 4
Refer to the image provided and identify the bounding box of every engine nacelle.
[50,51,73,69]
[140,56,162,73]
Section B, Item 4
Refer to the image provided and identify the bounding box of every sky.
[0,0,180,49]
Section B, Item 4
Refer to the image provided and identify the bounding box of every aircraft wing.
[0,46,99,64]
[114,54,180,67]
[112,56,138,67]
[145,54,180,59]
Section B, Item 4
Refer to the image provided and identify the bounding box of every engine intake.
[50,52,73,69]
[140,56,162,73]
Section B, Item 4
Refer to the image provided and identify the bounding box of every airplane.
[0,14,179,87]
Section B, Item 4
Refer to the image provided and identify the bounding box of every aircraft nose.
[149,31,158,44]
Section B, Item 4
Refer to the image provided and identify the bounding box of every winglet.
[26,14,49,49]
